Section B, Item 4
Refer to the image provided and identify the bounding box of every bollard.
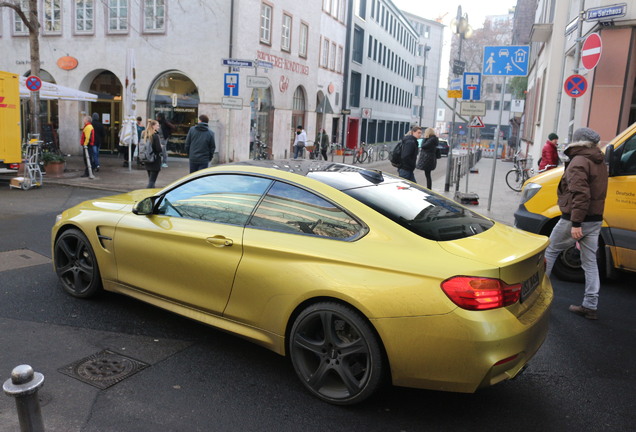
[3,365,45,432]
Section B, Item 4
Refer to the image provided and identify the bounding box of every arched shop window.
[251,87,273,155]
[148,72,199,156]
[291,86,306,147]
[89,71,123,152]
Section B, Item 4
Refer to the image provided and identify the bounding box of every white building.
[0,0,347,161]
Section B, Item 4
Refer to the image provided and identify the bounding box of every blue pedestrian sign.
[224,73,239,97]
[482,46,530,76]
[462,72,481,101]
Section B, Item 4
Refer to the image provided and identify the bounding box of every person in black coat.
[91,113,106,171]
[416,127,439,189]
[143,119,163,188]
[398,126,422,182]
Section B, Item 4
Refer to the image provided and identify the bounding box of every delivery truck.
[0,70,21,174]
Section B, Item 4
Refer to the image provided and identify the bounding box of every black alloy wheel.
[54,228,103,298]
[289,302,384,405]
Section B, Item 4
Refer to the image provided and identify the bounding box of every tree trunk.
[28,0,41,137]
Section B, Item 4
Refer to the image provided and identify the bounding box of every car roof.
[228,160,398,190]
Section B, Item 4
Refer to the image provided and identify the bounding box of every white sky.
[392,0,518,86]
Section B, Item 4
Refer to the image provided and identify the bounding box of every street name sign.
[221,96,243,110]
[581,33,602,70]
[247,76,271,88]
[460,101,487,116]
[222,58,254,68]
[462,72,481,101]
[585,3,627,21]
[483,46,530,76]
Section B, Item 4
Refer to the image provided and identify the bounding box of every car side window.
[618,135,636,175]
[248,181,363,239]
[157,174,272,225]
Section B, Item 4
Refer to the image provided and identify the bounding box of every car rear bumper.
[373,281,553,393]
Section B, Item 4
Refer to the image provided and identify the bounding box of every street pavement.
[43,151,521,226]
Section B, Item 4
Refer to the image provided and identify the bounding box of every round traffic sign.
[564,74,588,98]
[581,33,602,70]
[26,75,42,92]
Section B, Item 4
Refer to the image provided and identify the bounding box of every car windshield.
[313,173,493,241]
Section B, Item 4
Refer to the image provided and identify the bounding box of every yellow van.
[514,122,636,281]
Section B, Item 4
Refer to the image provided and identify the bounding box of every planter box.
[44,162,66,178]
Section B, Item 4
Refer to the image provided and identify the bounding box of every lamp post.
[418,44,431,127]
[444,6,473,192]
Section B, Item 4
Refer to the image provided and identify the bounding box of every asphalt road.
[1,181,635,432]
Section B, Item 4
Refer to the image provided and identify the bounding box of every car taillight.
[441,276,521,310]
[9,163,19,169]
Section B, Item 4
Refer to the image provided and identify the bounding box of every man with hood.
[544,127,608,320]
[185,114,216,173]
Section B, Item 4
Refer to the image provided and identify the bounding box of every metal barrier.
[3,365,45,432]
[448,149,481,191]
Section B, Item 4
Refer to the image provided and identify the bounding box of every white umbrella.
[119,48,138,171]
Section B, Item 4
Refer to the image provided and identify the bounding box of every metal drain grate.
[58,349,149,389]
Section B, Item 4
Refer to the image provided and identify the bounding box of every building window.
[323,0,331,13]
[13,0,29,35]
[320,37,329,68]
[356,0,366,19]
[331,0,339,16]
[352,25,364,64]
[43,0,62,34]
[75,0,94,34]
[504,101,511,111]
[260,3,272,45]
[281,13,291,52]
[350,72,361,107]
[299,22,308,58]
[494,101,500,110]
[496,83,502,93]
[329,42,336,70]
[107,0,128,33]
[337,45,343,73]
[143,0,165,33]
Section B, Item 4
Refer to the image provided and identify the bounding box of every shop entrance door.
[346,118,359,149]
[90,101,121,153]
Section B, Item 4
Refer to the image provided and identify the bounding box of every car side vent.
[359,169,384,184]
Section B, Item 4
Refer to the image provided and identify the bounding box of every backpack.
[140,136,156,163]
[390,141,403,167]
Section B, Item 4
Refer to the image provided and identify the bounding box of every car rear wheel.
[54,228,102,298]
[289,302,384,405]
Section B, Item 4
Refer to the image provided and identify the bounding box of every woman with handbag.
[416,127,439,189]
[143,119,162,188]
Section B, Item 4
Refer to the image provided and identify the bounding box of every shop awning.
[19,77,97,102]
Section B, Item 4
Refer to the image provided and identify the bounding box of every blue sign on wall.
[462,72,481,101]
[224,73,239,97]
[482,46,530,76]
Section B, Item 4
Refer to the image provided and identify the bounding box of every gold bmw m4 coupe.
[52,160,552,405]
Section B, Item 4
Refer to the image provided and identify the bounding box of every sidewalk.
[44,152,521,226]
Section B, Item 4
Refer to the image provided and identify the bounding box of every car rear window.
[338,178,493,241]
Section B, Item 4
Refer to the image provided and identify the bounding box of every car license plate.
[521,271,539,302]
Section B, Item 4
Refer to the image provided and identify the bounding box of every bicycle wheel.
[378,149,389,160]
[505,169,523,192]
[357,151,369,164]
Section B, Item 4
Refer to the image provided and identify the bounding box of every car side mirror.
[133,197,156,215]
[605,144,618,177]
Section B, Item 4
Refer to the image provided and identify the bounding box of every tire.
[356,151,368,164]
[378,149,389,161]
[54,228,103,298]
[289,302,384,405]
[505,169,523,192]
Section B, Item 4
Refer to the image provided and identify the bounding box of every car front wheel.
[54,228,103,298]
[289,302,384,405]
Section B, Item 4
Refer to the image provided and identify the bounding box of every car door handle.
[206,236,233,247]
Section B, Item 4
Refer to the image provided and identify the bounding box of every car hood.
[82,188,159,212]
[438,222,548,268]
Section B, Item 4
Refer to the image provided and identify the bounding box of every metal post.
[3,365,45,432]
[444,37,463,192]
[487,76,507,211]
[418,45,430,127]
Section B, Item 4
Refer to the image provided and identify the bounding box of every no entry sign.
[564,74,588,98]
[581,33,602,70]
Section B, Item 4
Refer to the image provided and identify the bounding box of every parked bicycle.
[505,153,533,192]
[252,138,269,160]
[355,142,369,163]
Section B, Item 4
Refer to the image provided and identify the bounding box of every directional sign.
[483,46,530,76]
[224,73,239,97]
[469,116,485,128]
[449,78,462,91]
[581,33,602,70]
[247,76,271,88]
[222,58,254,68]
[462,72,481,101]
[585,3,627,21]
[25,75,42,92]
[564,74,588,98]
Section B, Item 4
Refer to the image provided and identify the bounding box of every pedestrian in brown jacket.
[544,127,608,320]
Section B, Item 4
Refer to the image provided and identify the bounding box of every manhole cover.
[58,349,149,389]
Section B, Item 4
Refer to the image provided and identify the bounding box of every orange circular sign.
[57,56,78,70]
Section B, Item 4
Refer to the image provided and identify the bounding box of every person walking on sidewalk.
[143,119,163,188]
[416,127,439,189]
[91,113,105,172]
[317,129,330,161]
[156,113,174,168]
[544,127,608,320]
[185,114,216,173]
[538,133,559,172]
[80,116,95,179]
[293,125,307,159]
[398,126,421,182]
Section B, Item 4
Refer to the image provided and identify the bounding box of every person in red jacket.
[538,133,559,172]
